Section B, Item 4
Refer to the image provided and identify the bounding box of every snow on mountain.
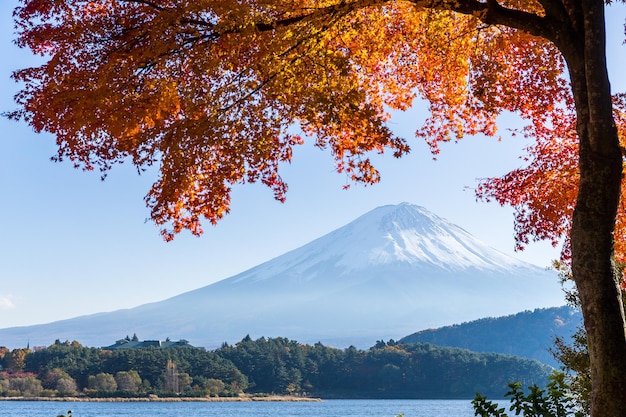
[0,203,565,349]
[239,202,528,275]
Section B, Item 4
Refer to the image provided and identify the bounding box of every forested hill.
[220,337,552,399]
[1,337,551,399]
[400,306,581,367]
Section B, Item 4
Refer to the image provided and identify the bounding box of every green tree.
[25,344,103,389]
[473,371,583,417]
[553,327,590,415]
[115,370,142,393]
[0,377,9,395]
[218,336,307,394]
[9,376,43,397]
[549,264,604,415]
[178,372,193,393]
[55,378,78,397]
[87,373,117,392]
[41,368,78,396]
[202,378,226,397]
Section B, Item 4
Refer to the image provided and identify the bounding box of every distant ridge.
[400,306,581,367]
[0,203,565,349]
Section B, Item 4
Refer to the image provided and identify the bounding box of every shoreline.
[0,395,322,403]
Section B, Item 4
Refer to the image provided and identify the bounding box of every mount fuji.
[0,203,565,349]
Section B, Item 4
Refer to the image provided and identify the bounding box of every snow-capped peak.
[332,202,526,271]
[225,203,534,286]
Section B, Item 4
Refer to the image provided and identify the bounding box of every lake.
[0,399,477,416]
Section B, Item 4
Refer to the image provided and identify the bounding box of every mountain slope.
[400,306,581,367]
[0,203,565,349]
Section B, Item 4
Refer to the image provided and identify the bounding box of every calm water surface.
[0,399,476,417]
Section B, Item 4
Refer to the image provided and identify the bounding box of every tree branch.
[121,0,167,12]
[119,0,577,64]
[407,0,567,44]
[120,0,389,32]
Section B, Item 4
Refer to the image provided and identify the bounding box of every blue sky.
[1,1,624,331]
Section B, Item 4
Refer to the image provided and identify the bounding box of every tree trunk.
[573,126,626,417]
[563,1,626,415]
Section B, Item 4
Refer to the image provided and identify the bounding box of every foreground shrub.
[472,371,585,417]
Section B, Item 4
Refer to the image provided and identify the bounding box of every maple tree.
[477,95,626,266]
[8,0,626,415]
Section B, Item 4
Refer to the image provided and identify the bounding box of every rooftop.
[103,337,198,350]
